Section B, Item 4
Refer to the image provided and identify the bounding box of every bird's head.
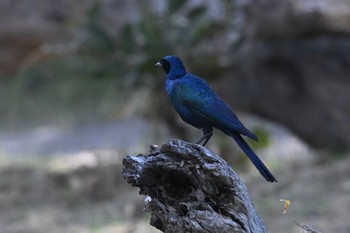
[156,55,187,79]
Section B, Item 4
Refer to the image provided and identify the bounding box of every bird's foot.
[196,128,213,146]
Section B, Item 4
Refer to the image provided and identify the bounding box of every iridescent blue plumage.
[156,55,277,182]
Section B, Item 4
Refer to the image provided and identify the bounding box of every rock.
[217,38,350,149]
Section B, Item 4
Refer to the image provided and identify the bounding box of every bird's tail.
[229,132,277,182]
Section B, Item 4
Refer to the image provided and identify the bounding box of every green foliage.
[1,1,243,127]
[115,1,225,86]
[168,0,187,14]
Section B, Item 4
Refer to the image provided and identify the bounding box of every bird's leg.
[196,127,213,146]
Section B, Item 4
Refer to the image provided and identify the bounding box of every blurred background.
[1,0,350,232]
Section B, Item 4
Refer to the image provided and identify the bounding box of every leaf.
[280,199,291,214]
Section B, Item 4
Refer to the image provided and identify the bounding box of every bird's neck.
[167,71,187,80]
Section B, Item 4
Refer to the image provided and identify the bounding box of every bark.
[122,139,268,233]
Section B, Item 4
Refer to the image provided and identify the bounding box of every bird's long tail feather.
[230,132,277,182]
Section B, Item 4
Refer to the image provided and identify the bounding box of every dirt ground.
[0,120,349,233]
[0,150,349,233]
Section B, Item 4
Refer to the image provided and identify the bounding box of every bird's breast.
[166,80,182,99]
[165,79,212,128]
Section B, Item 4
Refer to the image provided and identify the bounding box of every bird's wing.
[181,76,257,140]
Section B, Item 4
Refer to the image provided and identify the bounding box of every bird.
[156,55,277,182]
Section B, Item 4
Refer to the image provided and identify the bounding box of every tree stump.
[122,139,268,233]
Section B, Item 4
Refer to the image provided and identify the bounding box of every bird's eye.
[160,59,170,74]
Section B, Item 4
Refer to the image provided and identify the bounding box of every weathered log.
[122,139,268,233]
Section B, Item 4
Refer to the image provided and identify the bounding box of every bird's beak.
[155,62,162,67]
